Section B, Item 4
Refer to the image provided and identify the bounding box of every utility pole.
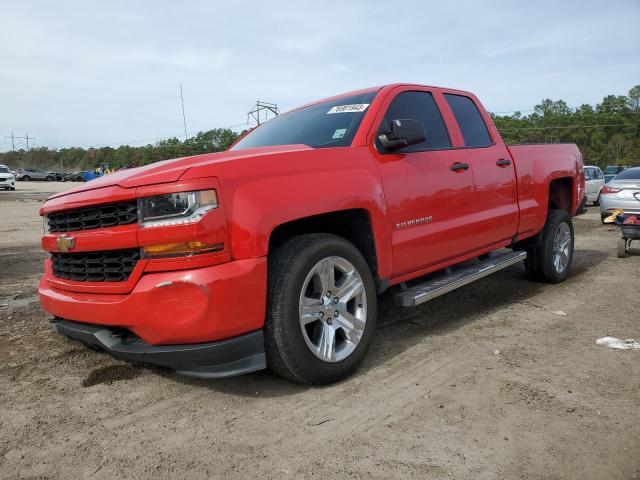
[179,83,188,141]
[4,132,15,151]
[6,133,35,151]
[247,101,280,126]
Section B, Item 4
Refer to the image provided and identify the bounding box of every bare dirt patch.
[0,183,638,479]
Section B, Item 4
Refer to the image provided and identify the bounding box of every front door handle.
[496,158,512,167]
[450,162,469,172]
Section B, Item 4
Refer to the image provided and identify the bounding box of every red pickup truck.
[39,84,585,384]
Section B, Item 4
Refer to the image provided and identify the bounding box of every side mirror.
[378,119,426,152]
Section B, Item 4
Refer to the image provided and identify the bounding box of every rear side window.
[613,168,640,180]
[444,94,492,147]
[377,91,451,152]
[584,167,594,180]
[594,168,604,179]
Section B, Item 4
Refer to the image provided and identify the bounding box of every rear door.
[369,88,478,276]
[442,93,519,248]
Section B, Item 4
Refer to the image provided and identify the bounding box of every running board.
[394,250,527,307]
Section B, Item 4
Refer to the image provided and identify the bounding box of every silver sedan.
[599,167,640,222]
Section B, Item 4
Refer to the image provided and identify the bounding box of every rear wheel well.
[268,209,378,278]
[548,177,573,213]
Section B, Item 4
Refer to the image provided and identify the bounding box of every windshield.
[231,91,378,151]
[0,167,9,174]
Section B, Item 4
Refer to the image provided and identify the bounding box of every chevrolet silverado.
[39,84,585,384]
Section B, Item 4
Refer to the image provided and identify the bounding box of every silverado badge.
[56,235,76,252]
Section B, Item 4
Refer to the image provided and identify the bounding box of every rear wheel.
[525,209,574,283]
[265,234,377,385]
[46,176,54,182]
[22,176,30,181]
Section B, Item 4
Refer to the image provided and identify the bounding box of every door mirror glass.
[378,119,426,152]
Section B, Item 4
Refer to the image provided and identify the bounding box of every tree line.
[491,85,640,166]
[0,128,242,172]
[1,85,638,172]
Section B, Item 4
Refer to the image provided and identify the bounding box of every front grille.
[52,248,141,282]
[47,201,138,233]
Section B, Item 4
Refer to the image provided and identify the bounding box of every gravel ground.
[0,182,639,479]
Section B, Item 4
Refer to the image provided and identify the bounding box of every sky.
[1,0,639,152]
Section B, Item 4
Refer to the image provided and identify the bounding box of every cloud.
[0,0,638,150]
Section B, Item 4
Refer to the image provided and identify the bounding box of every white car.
[599,167,640,222]
[584,165,604,206]
[0,164,16,191]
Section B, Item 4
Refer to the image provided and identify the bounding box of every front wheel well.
[268,209,378,278]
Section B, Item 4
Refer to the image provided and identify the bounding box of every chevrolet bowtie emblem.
[56,235,76,252]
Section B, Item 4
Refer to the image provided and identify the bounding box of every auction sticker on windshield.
[327,104,369,114]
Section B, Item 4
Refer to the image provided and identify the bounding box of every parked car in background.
[46,171,64,181]
[0,164,16,190]
[65,171,91,182]
[583,166,604,205]
[15,168,54,181]
[599,167,640,222]
[604,165,628,176]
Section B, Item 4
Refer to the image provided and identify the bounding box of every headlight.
[138,189,218,228]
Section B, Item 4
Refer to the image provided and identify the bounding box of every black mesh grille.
[52,248,141,282]
[47,201,138,233]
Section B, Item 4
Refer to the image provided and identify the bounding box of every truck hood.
[48,144,312,199]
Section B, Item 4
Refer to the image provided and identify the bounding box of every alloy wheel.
[298,256,367,363]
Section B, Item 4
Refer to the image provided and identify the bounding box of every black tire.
[46,176,54,182]
[525,209,574,283]
[22,176,30,181]
[10,187,15,191]
[265,234,377,385]
[593,196,600,207]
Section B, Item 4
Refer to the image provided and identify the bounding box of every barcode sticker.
[327,104,370,114]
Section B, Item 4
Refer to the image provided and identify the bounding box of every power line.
[498,122,638,132]
[247,101,279,126]
[4,132,35,151]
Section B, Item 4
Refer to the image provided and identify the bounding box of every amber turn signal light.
[142,241,224,258]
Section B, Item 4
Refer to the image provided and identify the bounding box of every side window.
[377,91,451,152]
[595,168,604,179]
[444,94,492,147]
[584,168,594,180]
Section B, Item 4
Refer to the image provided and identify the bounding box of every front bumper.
[52,318,266,378]
[39,257,267,345]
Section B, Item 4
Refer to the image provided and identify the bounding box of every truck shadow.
[165,248,608,398]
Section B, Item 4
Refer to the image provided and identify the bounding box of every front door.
[370,89,478,277]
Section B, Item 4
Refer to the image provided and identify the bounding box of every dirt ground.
[0,181,639,480]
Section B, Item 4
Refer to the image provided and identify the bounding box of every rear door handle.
[450,162,469,172]
[496,158,512,167]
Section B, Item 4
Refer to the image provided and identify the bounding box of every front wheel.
[265,234,377,385]
[525,209,574,283]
